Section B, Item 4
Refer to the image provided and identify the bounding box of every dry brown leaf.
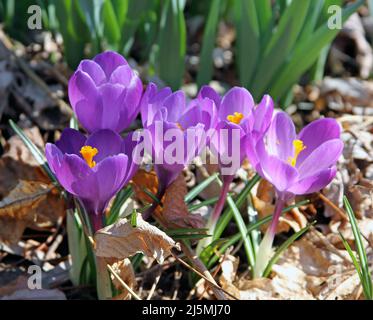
[162,174,204,229]
[0,180,52,217]
[131,169,160,209]
[219,235,369,300]
[132,170,204,229]
[95,213,179,264]
[110,258,137,300]
[0,127,65,243]
[219,255,241,299]
[0,180,59,243]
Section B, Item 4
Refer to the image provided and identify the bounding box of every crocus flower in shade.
[140,83,217,204]
[68,51,143,133]
[197,86,274,231]
[45,129,140,231]
[252,112,343,277]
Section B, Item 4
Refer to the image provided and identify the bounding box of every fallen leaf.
[131,169,162,216]
[132,170,204,229]
[0,127,65,243]
[95,213,180,264]
[110,258,137,300]
[161,174,204,229]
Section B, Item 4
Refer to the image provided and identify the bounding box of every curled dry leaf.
[95,213,180,264]
[131,170,204,229]
[162,173,204,229]
[0,180,57,243]
[131,169,162,215]
[0,127,65,243]
[110,258,137,300]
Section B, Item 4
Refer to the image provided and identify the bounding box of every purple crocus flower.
[45,128,140,231]
[252,111,343,277]
[68,51,143,133]
[140,83,217,215]
[197,86,274,228]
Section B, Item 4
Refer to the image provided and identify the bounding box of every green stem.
[253,198,285,278]
[95,256,112,300]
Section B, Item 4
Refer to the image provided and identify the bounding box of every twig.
[147,273,162,300]
[174,243,238,300]
[198,247,232,300]
[310,227,351,263]
[106,263,142,300]
[318,192,348,220]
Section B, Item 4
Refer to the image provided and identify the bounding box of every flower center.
[227,112,244,124]
[176,122,184,131]
[288,139,306,167]
[80,145,98,168]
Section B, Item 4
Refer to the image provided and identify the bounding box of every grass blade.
[205,199,309,268]
[106,185,134,225]
[8,119,57,183]
[262,222,315,278]
[213,174,260,241]
[233,0,260,88]
[343,196,373,300]
[185,172,218,203]
[157,0,186,89]
[196,0,221,88]
[270,0,364,101]
[251,0,311,99]
[339,232,363,282]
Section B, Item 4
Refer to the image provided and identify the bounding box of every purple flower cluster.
[45,50,343,258]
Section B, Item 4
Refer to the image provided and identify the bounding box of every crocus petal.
[178,98,214,130]
[296,118,342,165]
[198,85,221,108]
[256,141,298,192]
[77,60,106,86]
[154,164,183,194]
[85,129,123,162]
[267,111,296,161]
[162,90,185,123]
[218,87,254,121]
[288,167,337,195]
[55,128,86,155]
[140,83,172,127]
[121,132,142,185]
[210,121,246,175]
[93,51,127,79]
[75,99,103,133]
[93,154,128,210]
[297,139,343,179]
[45,143,63,175]
[98,83,125,130]
[59,154,97,198]
[252,94,274,136]
[68,70,99,109]
[109,64,133,86]
[117,75,143,132]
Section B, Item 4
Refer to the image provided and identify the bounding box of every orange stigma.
[227,112,244,124]
[176,122,184,131]
[80,146,98,168]
[288,139,306,167]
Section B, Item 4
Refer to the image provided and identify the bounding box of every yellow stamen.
[80,145,98,168]
[176,122,184,131]
[227,112,244,124]
[288,139,306,167]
